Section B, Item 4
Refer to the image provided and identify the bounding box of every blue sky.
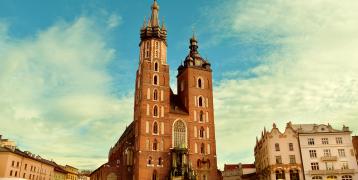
[1,0,358,170]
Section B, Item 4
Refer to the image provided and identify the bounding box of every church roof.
[169,89,188,114]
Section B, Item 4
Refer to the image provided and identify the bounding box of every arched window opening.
[199,111,204,122]
[327,176,337,180]
[197,159,201,168]
[198,97,203,107]
[153,122,158,134]
[153,139,158,150]
[207,159,211,169]
[198,78,202,88]
[152,170,158,180]
[154,62,159,72]
[200,143,205,154]
[200,127,205,138]
[153,89,158,100]
[153,75,158,85]
[158,157,162,166]
[148,156,152,165]
[173,120,186,148]
[153,105,158,117]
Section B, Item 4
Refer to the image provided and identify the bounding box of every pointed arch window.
[200,143,205,154]
[148,156,152,165]
[199,111,204,122]
[153,122,158,134]
[200,127,205,138]
[153,139,158,150]
[153,89,158,100]
[153,75,158,85]
[198,97,203,107]
[153,105,158,117]
[173,120,187,148]
[152,170,158,180]
[158,157,162,166]
[275,143,280,151]
[154,62,159,72]
[197,77,203,88]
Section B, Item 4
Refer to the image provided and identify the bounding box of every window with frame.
[309,150,317,158]
[199,127,205,138]
[153,89,158,100]
[323,149,331,157]
[200,143,205,154]
[275,143,280,151]
[341,162,349,169]
[311,162,319,170]
[197,78,203,88]
[153,122,158,134]
[308,138,315,145]
[154,62,159,72]
[148,156,153,165]
[289,155,296,164]
[158,157,162,166]
[289,143,294,151]
[153,105,158,117]
[322,138,329,144]
[173,120,186,148]
[325,162,334,170]
[336,137,343,144]
[199,111,204,122]
[275,156,282,164]
[338,149,346,157]
[342,175,352,180]
[153,75,158,85]
[312,176,322,180]
[198,97,203,107]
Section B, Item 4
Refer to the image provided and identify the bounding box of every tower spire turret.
[150,0,160,27]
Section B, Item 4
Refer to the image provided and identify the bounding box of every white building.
[293,124,358,180]
[255,122,303,180]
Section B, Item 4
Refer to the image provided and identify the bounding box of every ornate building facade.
[254,122,303,180]
[91,1,219,179]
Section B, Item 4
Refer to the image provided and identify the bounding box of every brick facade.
[91,1,219,180]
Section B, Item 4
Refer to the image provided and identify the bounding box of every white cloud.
[210,0,358,169]
[107,14,122,29]
[0,17,133,169]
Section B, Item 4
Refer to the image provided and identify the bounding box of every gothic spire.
[150,0,160,27]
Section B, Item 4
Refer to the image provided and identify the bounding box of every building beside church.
[91,0,219,179]
[294,124,358,180]
[254,122,358,180]
[254,122,303,180]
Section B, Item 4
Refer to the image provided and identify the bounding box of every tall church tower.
[133,0,171,179]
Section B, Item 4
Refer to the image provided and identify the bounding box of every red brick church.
[91,1,219,179]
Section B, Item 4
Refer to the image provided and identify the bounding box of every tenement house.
[255,123,303,180]
[293,124,358,180]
